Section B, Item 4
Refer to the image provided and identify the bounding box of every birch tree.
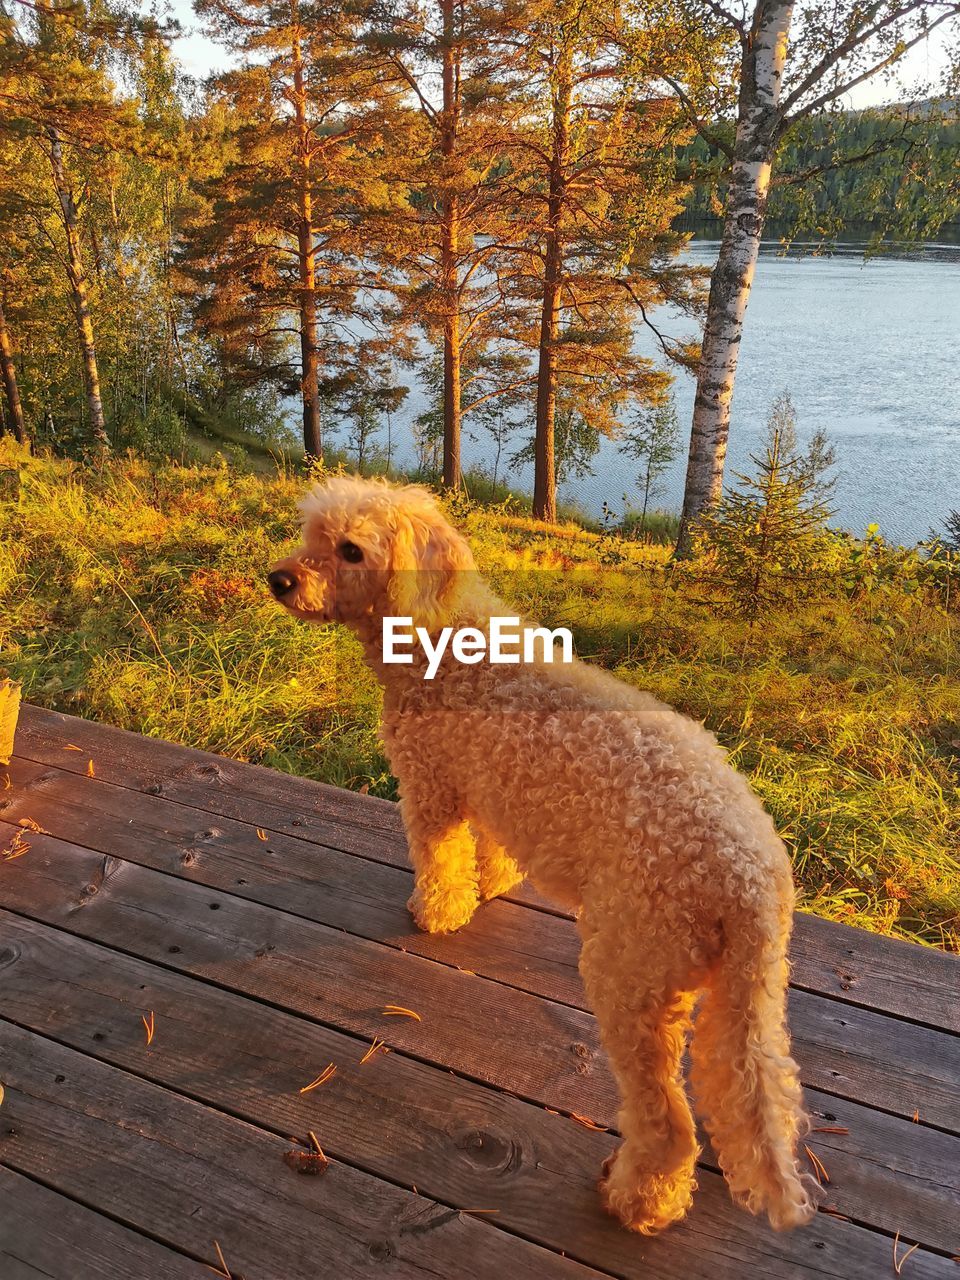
[665,0,960,553]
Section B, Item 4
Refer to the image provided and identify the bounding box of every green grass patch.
[2,442,957,950]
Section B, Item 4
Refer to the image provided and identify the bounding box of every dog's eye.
[338,540,364,564]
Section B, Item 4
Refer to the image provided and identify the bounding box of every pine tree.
[693,429,834,623]
[0,0,145,449]
[501,0,700,520]
[0,275,26,444]
[363,0,530,490]
[763,391,837,502]
[186,0,398,457]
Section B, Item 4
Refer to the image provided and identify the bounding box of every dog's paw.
[407,886,478,934]
[598,1146,695,1235]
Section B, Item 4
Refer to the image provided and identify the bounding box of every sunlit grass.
[1,441,957,949]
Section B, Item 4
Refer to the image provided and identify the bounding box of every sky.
[160,0,953,111]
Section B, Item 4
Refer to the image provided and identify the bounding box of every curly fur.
[270,474,819,1235]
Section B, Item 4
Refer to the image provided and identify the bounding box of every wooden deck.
[0,704,957,1279]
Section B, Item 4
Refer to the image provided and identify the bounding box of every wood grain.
[0,1020,600,1280]
[13,703,959,1030]
[0,1165,205,1280]
[1,754,585,1007]
[1,914,957,1273]
[2,819,957,1133]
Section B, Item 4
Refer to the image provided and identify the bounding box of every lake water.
[359,240,960,545]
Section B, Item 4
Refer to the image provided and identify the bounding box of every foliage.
[619,401,682,532]
[682,105,960,239]
[692,428,837,622]
[1,445,957,950]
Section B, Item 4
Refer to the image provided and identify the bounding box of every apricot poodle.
[269,474,818,1237]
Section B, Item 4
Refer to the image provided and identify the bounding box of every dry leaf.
[299,1063,336,1094]
[1,830,30,861]
[381,1004,421,1021]
[283,1130,329,1174]
[141,1010,155,1046]
[283,1147,328,1176]
[64,744,82,751]
[87,759,95,777]
[17,817,46,834]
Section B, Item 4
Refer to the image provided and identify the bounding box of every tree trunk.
[533,52,572,523]
[0,293,27,445]
[47,128,109,449]
[440,0,461,490]
[675,0,794,556]
[291,0,322,459]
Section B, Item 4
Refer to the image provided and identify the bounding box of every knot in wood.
[452,1125,521,1174]
[367,1239,396,1262]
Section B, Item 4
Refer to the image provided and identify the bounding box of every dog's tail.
[690,883,819,1231]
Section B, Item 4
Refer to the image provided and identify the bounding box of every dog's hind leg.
[689,886,817,1231]
[471,823,524,902]
[579,918,700,1234]
[398,776,479,934]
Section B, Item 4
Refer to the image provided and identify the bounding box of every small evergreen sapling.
[764,391,837,502]
[693,428,835,623]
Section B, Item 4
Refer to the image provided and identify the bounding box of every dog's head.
[268,475,476,627]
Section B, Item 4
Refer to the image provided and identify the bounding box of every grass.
[1,440,957,950]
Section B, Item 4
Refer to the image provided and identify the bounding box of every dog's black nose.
[268,569,298,599]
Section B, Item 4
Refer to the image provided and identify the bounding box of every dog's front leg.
[471,822,525,902]
[398,779,480,934]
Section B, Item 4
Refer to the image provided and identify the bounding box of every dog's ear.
[388,496,475,626]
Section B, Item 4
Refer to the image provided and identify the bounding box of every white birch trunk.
[676,0,794,554]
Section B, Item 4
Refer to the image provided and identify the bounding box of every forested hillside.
[681,104,960,237]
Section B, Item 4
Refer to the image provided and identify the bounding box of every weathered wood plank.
[0,1021,600,1280]
[2,819,958,1133]
[1,913,957,1271]
[1,756,584,1007]
[12,704,959,1031]
[13,703,407,851]
[789,912,960,1034]
[0,1165,205,1280]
